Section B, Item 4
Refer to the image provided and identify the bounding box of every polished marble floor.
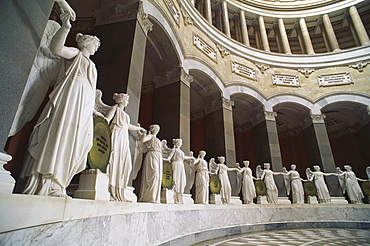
[195,228,370,246]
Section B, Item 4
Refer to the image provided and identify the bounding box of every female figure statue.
[283,164,305,204]
[238,160,256,204]
[137,124,163,203]
[306,165,336,203]
[211,156,239,204]
[22,12,101,196]
[192,150,210,204]
[257,163,281,204]
[337,165,366,204]
[104,93,146,202]
[166,139,193,204]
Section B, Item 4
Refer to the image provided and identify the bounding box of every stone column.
[221,1,231,37]
[320,24,331,52]
[215,8,222,32]
[296,27,306,54]
[254,26,262,50]
[204,0,212,24]
[349,6,370,45]
[240,10,250,46]
[322,14,340,51]
[349,21,361,46]
[258,16,270,51]
[278,18,292,54]
[275,28,283,53]
[299,18,315,54]
[303,114,345,202]
[205,98,239,199]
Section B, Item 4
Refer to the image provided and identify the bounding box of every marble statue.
[306,165,336,203]
[282,164,305,204]
[134,124,163,203]
[336,165,366,204]
[256,163,281,204]
[96,92,146,202]
[165,139,194,204]
[237,161,256,204]
[22,11,101,197]
[367,166,370,180]
[210,156,239,204]
[192,150,210,204]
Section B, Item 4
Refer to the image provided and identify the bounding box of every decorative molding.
[193,34,217,62]
[264,111,277,121]
[180,6,193,26]
[255,63,270,74]
[141,82,155,94]
[231,61,257,80]
[349,62,368,72]
[190,109,205,121]
[70,20,95,33]
[94,2,153,34]
[278,126,303,140]
[153,68,192,88]
[272,74,300,87]
[222,98,234,111]
[298,68,315,78]
[317,73,354,87]
[234,122,253,133]
[311,114,326,123]
[206,97,234,114]
[164,0,180,27]
[216,44,230,58]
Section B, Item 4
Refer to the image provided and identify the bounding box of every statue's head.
[198,150,206,158]
[112,93,129,105]
[76,33,100,54]
[263,163,270,169]
[344,165,352,171]
[243,160,250,167]
[218,156,225,163]
[291,163,296,170]
[149,124,160,134]
[313,165,320,171]
[172,138,182,147]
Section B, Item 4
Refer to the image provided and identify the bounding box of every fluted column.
[299,18,315,54]
[322,14,340,51]
[240,10,250,46]
[349,6,370,45]
[258,16,270,51]
[278,18,291,54]
[204,0,212,24]
[221,1,231,37]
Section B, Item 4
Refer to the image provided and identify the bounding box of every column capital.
[205,97,234,114]
[264,110,277,121]
[94,2,153,34]
[311,113,326,123]
[153,68,193,88]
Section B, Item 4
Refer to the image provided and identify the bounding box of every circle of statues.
[18,2,370,205]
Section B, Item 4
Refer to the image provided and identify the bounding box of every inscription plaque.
[303,181,317,196]
[162,160,173,189]
[255,180,267,196]
[209,174,221,194]
[317,73,353,87]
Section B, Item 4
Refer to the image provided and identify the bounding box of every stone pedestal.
[231,196,242,205]
[183,193,194,204]
[306,196,319,204]
[124,186,137,202]
[256,196,268,204]
[209,194,222,204]
[278,197,291,204]
[161,189,174,204]
[331,197,348,204]
[0,152,15,193]
[74,169,110,201]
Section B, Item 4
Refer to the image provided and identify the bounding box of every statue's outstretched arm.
[55,0,76,21]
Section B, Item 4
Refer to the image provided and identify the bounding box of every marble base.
[256,196,268,204]
[124,186,137,202]
[331,197,349,204]
[74,169,110,201]
[0,152,15,194]
[183,193,194,204]
[209,194,222,204]
[161,189,174,204]
[278,197,291,204]
[231,196,242,205]
[306,196,319,204]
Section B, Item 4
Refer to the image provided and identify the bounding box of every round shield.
[361,181,370,196]
[303,181,317,196]
[87,117,111,173]
[162,160,173,189]
[255,180,267,196]
[209,174,221,194]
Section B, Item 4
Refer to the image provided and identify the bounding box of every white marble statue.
[165,139,194,204]
[306,165,336,203]
[97,92,146,202]
[336,165,366,204]
[192,150,210,204]
[256,163,281,204]
[237,161,256,204]
[210,156,239,204]
[283,164,305,204]
[22,11,101,197]
[134,124,163,203]
[367,166,370,180]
